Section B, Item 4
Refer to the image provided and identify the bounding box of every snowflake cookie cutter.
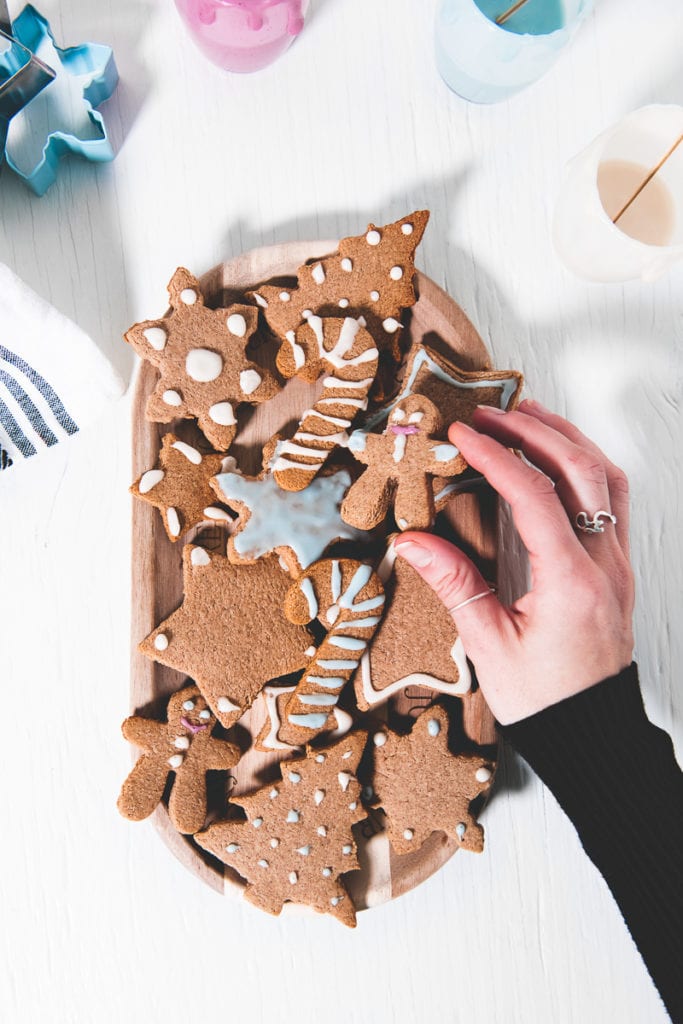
[3,4,118,196]
[0,3,55,163]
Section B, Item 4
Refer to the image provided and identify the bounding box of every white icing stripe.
[302,410,351,427]
[272,457,323,473]
[295,431,347,445]
[331,560,342,602]
[339,564,373,608]
[300,577,318,620]
[261,686,297,750]
[288,713,328,729]
[317,396,367,409]
[304,675,345,689]
[297,693,338,706]
[358,634,472,707]
[336,615,381,630]
[351,594,385,613]
[316,659,359,670]
[279,441,330,459]
[285,330,305,370]
[322,376,375,390]
[327,636,366,650]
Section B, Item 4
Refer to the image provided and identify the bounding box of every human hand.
[394,399,635,726]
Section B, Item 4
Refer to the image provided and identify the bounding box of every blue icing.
[347,429,368,452]
[214,467,370,568]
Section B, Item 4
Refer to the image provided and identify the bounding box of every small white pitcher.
[553,104,683,283]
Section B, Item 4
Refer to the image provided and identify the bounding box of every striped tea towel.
[0,262,125,470]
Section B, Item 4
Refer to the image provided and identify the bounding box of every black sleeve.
[499,664,683,1023]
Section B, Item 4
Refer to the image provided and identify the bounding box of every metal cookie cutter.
[0,0,54,163]
[3,4,118,195]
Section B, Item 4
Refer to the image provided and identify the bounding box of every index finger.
[449,421,588,571]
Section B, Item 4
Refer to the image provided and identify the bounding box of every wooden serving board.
[131,241,500,911]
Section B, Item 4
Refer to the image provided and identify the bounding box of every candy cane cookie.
[272,316,379,492]
[275,559,385,747]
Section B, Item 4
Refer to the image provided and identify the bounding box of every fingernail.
[476,404,505,415]
[395,540,433,567]
[520,397,548,412]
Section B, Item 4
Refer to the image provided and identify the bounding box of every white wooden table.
[1,1,681,1022]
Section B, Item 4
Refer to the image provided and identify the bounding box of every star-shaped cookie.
[130,434,234,542]
[125,268,280,451]
[138,545,312,728]
[195,731,368,927]
[372,705,494,855]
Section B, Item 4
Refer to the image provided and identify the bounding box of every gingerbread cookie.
[117,684,240,834]
[130,434,234,541]
[138,545,312,728]
[195,731,368,927]
[274,559,385,747]
[372,705,494,854]
[363,344,524,509]
[124,267,280,451]
[256,684,354,752]
[250,211,429,365]
[271,315,379,491]
[211,443,371,575]
[342,395,465,531]
[355,537,472,711]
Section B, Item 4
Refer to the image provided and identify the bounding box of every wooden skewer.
[495,0,532,25]
[612,133,683,225]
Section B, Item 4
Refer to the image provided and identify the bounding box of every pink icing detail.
[390,424,419,435]
[180,716,209,734]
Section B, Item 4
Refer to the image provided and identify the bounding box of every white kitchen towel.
[0,262,125,469]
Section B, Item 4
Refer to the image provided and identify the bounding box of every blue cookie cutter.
[0,4,55,162]
[3,4,118,195]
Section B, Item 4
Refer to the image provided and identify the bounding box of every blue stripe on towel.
[0,368,58,446]
[0,395,36,457]
[0,344,78,435]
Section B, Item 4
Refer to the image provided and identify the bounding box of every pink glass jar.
[174,0,308,73]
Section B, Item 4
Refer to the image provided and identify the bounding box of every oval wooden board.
[131,240,500,913]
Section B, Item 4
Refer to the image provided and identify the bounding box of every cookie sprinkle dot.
[139,469,164,494]
[330,896,343,906]
[217,695,239,713]
[427,718,441,737]
[270,838,279,849]
[390,266,404,280]
[258,859,269,868]
[296,845,311,856]
[373,732,387,747]
[203,506,232,521]
[209,401,236,426]
[403,829,414,841]
[338,772,352,792]
[338,298,349,308]
[366,230,381,246]
[240,369,262,395]
[162,389,182,407]
[142,326,167,351]
[174,736,189,750]
[317,825,327,837]
[279,291,291,302]
[341,258,353,272]
[289,872,298,884]
[315,754,326,763]
[154,633,169,651]
[168,754,183,769]
[191,547,211,567]
[288,771,302,784]
[286,810,300,823]
[402,223,414,235]
[322,867,332,877]
[186,348,223,383]
[253,817,263,828]
[199,709,211,720]
[226,843,239,853]
[166,508,181,537]
[382,317,401,333]
[476,767,492,784]
[180,288,197,304]
[182,700,195,711]
[227,313,247,337]
[348,801,357,810]
[311,263,325,285]
[370,290,380,302]
[342,750,352,759]
[456,823,466,839]
[342,844,352,855]
[269,788,279,800]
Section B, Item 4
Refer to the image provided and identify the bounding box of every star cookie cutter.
[3,4,118,195]
[0,2,55,163]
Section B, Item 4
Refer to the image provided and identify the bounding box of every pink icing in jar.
[174,0,308,73]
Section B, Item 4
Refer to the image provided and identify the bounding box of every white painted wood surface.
[0,1,680,1021]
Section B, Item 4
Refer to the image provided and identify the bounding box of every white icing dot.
[287,810,300,823]
[180,288,198,304]
[168,754,183,769]
[390,266,403,280]
[174,735,189,750]
[476,767,492,784]
[302,309,313,318]
[253,817,263,828]
[289,872,298,884]
[226,843,239,853]
[203,506,232,521]
[402,223,414,235]
[279,291,291,302]
[191,547,211,567]
[403,829,414,841]
[357,315,367,327]
[305,645,317,657]
[370,290,380,302]
[314,789,325,805]
[209,401,236,426]
[227,313,247,337]
[162,389,182,407]
[338,772,352,792]
[171,441,202,464]
[342,750,352,760]
[397,517,408,529]
[382,318,401,333]
[427,718,441,737]
[154,633,169,651]
[456,823,466,839]
[348,802,357,810]
[317,825,327,837]
[296,845,311,856]
[338,298,349,308]
[322,867,332,878]
[217,695,239,714]
[279,556,289,572]
[326,604,340,625]
[366,230,381,246]
[373,732,387,747]
[269,788,278,799]
[288,771,302,784]
[330,896,343,906]
[199,709,211,720]
[341,258,353,272]
[258,859,269,868]
[239,369,262,395]
[342,844,352,855]
[143,326,167,351]
[166,508,181,537]
[270,838,279,849]
[311,263,325,285]
[139,469,164,494]
[315,754,326,763]
[186,348,223,383]
[182,700,195,711]
[254,293,268,308]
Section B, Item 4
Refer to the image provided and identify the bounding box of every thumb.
[393,533,506,656]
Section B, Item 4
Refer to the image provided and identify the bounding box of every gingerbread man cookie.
[372,705,494,855]
[117,685,240,834]
[342,395,465,532]
[124,267,279,451]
